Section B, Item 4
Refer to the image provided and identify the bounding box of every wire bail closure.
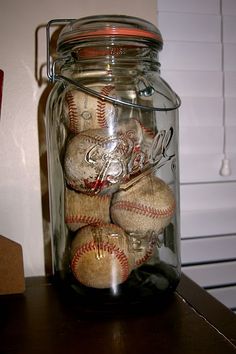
[46,19,181,112]
[46,19,76,82]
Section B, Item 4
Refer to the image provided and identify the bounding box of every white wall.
[0,0,157,276]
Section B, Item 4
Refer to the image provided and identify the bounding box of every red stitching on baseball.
[77,131,131,157]
[136,235,157,266]
[65,215,106,226]
[65,91,80,133]
[71,240,129,282]
[77,132,110,145]
[96,86,115,127]
[133,118,155,138]
[112,200,175,219]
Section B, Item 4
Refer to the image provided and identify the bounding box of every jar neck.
[58,41,161,79]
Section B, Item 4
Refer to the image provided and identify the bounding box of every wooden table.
[1,274,236,354]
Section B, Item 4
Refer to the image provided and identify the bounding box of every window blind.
[157,0,236,313]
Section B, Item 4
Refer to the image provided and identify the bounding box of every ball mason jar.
[45,15,181,308]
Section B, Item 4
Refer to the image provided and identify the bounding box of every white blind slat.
[223,15,236,42]
[183,261,236,287]
[160,42,221,71]
[180,126,223,154]
[180,153,236,183]
[181,235,236,263]
[226,97,236,124]
[180,127,236,154]
[226,127,236,152]
[224,43,236,70]
[179,97,223,126]
[223,0,236,15]
[161,70,222,97]
[157,0,219,14]
[181,182,236,210]
[181,208,236,237]
[208,286,236,308]
[158,12,220,42]
[225,71,236,96]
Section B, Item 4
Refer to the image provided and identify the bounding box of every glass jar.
[45,15,181,309]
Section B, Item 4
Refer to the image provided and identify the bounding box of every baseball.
[110,174,176,235]
[70,224,134,289]
[63,85,118,134]
[64,128,134,194]
[124,118,154,180]
[130,231,159,268]
[133,117,156,142]
[64,187,111,231]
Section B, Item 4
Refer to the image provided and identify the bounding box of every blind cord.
[219,0,231,176]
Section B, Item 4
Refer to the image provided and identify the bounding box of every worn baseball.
[64,187,111,231]
[133,117,155,142]
[131,118,155,171]
[70,224,134,288]
[110,174,175,235]
[64,128,134,194]
[130,231,159,268]
[63,85,118,134]
[111,117,157,187]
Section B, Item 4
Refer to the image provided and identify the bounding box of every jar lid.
[57,15,163,51]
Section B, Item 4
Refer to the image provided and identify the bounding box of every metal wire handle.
[55,74,181,112]
[46,19,75,81]
[46,19,181,112]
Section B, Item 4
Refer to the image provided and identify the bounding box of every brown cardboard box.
[0,235,25,294]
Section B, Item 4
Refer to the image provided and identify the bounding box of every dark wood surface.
[1,273,236,354]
